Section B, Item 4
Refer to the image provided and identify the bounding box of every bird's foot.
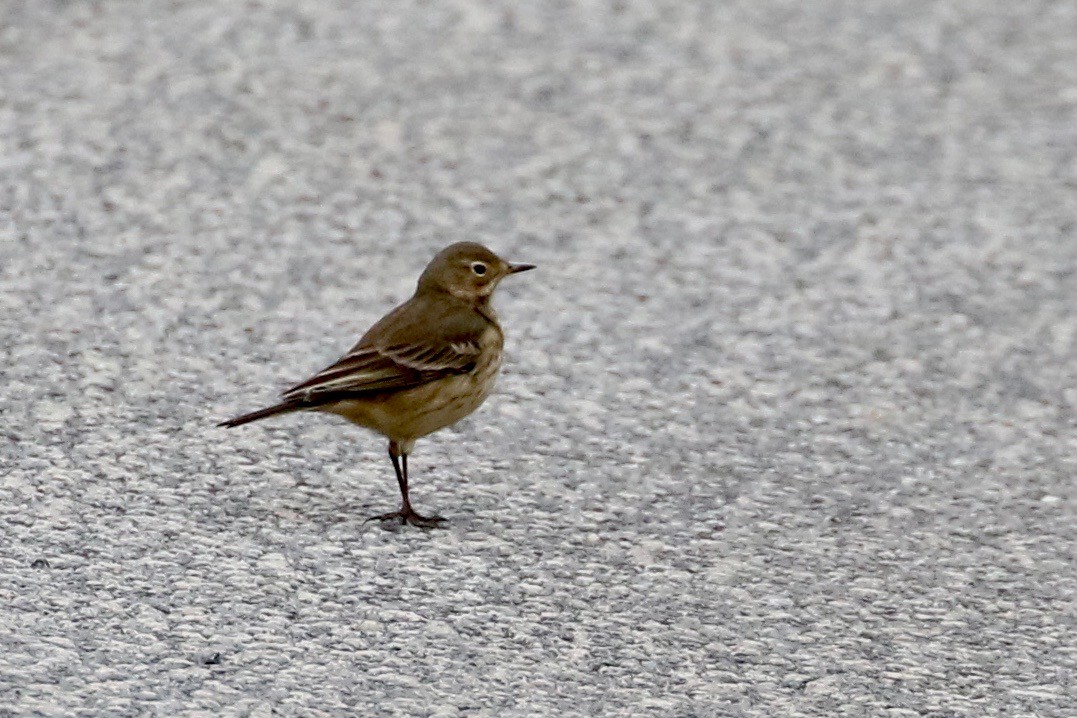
[366,507,446,528]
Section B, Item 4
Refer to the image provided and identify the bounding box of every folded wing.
[282,340,480,403]
[281,295,489,406]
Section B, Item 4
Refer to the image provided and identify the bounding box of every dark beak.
[508,263,536,274]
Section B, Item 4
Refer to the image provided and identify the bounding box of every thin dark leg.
[390,448,410,513]
[366,441,445,528]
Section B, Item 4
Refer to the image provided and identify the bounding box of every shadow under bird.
[219,242,534,527]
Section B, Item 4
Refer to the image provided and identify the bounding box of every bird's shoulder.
[356,292,495,354]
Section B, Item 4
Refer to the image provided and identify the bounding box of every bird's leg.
[367,440,445,528]
[391,443,410,514]
[400,450,446,527]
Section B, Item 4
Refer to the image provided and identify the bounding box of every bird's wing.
[281,297,487,405]
[281,341,481,402]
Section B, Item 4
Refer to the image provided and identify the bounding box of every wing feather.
[279,295,488,406]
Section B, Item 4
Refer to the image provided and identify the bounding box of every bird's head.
[417,241,534,301]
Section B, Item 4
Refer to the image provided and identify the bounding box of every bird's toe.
[365,508,446,529]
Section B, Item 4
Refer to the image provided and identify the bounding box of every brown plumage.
[219,242,534,527]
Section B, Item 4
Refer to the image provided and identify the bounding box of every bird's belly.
[327,354,501,441]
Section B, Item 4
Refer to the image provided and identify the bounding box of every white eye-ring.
[471,262,488,276]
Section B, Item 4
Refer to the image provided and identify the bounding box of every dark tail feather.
[218,401,299,428]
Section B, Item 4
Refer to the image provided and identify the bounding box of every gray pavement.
[1,1,1074,716]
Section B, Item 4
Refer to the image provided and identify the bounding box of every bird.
[219,241,534,527]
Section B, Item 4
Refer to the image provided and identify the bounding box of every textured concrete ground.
[1,1,1074,716]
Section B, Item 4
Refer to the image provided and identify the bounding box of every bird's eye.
[471,262,488,276]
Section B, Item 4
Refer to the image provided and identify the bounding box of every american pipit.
[219,242,534,527]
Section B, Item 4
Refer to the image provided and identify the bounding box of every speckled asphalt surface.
[1,1,1074,716]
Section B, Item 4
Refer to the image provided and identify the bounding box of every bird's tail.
[218,401,299,428]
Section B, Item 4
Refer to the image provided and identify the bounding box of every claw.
[366,508,446,528]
